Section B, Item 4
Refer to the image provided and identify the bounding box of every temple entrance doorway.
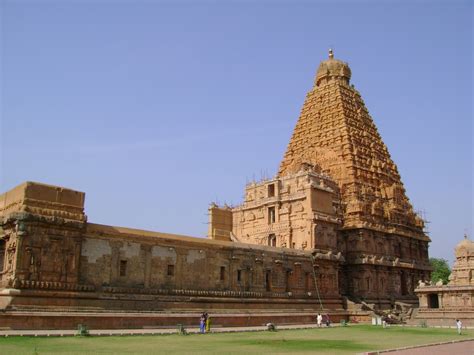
[428,293,439,308]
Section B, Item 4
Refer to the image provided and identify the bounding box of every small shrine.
[414,236,474,325]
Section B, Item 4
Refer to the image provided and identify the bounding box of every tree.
[429,258,451,284]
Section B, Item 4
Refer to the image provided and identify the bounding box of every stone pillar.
[142,245,152,288]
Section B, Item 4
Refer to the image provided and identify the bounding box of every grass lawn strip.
[0,325,471,354]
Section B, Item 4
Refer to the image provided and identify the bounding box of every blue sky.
[1,0,472,264]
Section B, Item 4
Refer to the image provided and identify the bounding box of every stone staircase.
[405,307,420,325]
[343,297,418,324]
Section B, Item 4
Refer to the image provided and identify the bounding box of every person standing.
[317,313,323,328]
[325,314,331,327]
[205,314,211,333]
[456,319,462,335]
[199,313,206,334]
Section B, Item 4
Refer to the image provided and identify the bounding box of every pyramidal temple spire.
[279,53,428,239]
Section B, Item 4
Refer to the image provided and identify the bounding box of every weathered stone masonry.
[1,182,342,324]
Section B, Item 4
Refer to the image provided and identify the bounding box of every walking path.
[364,339,474,355]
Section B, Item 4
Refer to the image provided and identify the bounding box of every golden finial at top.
[329,48,334,59]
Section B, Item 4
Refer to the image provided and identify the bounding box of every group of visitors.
[199,312,211,333]
[316,313,330,327]
[197,312,463,334]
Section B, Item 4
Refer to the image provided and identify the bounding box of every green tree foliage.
[429,258,451,284]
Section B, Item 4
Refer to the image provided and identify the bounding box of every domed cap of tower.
[315,49,352,86]
[455,234,474,258]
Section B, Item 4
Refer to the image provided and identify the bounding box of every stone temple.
[209,49,431,308]
[0,51,431,330]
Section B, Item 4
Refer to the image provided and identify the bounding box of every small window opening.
[265,270,271,292]
[220,266,225,281]
[268,234,276,247]
[119,260,127,277]
[167,264,175,276]
[237,269,242,282]
[268,207,275,224]
[305,272,311,292]
[268,184,275,197]
[285,270,291,292]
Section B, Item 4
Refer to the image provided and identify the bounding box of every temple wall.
[342,228,430,300]
[2,219,328,299]
[79,223,321,296]
[0,182,348,316]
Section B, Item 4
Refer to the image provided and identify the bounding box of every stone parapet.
[0,182,86,223]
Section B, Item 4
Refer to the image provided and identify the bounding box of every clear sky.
[1,0,472,265]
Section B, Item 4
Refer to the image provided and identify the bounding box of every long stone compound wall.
[0,182,355,330]
[414,237,474,326]
[209,50,431,308]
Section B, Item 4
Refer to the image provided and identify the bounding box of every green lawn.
[0,325,472,354]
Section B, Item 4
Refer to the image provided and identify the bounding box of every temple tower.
[209,50,432,306]
[280,49,421,234]
[279,50,431,303]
